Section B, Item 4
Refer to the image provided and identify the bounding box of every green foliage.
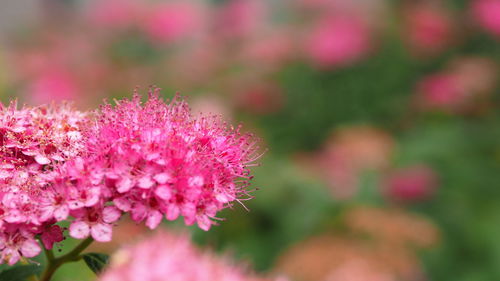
[0,264,42,281]
[82,253,109,275]
[258,39,419,153]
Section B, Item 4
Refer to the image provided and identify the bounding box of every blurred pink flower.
[216,0,266,39]
[305,17,372,68]
[417,73,463,109]
[85,0,142,29]
[100,231,266,281]
[315,126,394,199]
[235,83,284,115]
[240,31,294,71]
[416,56,497,112]
[404,3,454,55]
[384,165,438,202]
[449,56,498,95]
[28,70,78,104]
[143,1,205,44]
[472,0,500,37]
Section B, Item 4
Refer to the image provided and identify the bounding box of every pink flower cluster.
[415,56,497,112]
[383,165,438,203]
[0,91,259,264]
[472,0,500,37]
[0,102,86,264]
[100,231,276,281]
[305,16,372,68]
[404,2,454,56]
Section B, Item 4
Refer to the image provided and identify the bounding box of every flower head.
[100,231,265,281]
[142,1,206,44]
[0,102,86,263]
[0,90,261,264]
[68,89,260,233]
[383,165,438,202]
[304,16,372,68]
[472,0,500,37]
[404,3,454,56]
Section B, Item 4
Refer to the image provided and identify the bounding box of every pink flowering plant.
[99,231,269,281]
[0,89,260,281]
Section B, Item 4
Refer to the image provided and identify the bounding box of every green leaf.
[0,264,42,281]
[82,253,109,275]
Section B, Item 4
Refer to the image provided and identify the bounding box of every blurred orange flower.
[276,206,438,281]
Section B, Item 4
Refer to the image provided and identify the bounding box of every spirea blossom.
[472,0,500,37]
[0,102,86,264]
[66,90,259,239]
[383,165,438,202]
[100,231,265,281]
[0,90,260,264]
[142,1,206,44]
[305,16,372,68]
[404,3,454,56]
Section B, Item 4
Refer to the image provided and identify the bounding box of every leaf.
[82,253,109,275]
[0,264,42,281]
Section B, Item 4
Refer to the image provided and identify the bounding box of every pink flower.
[28,70,79,105]
[313,126,394,199]
[305,16,372,68]
[404,3,454,55]
[216,0,266,38]
[416,57,497,112]
[71,90,260,232]
[0,225,41,265]
[143,1,205,44]
[40,225,64,250]
[85,0,143,29]
[472,0,500,37]
[0,90,261,263]
[384,165,438,202]
[69,206,121,242]
[239,31,294,70]
[0,102,86,263]
[235,83,284,115]
[416,73,463,110]
[99,231,266,281]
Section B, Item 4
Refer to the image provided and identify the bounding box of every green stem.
[40,237,94,281]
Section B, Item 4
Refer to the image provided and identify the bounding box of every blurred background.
[0,0,499,280]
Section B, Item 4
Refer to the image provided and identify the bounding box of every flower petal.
[54,205,69,221]
[153,173,171,184]
[103,206,122,223]
[116,177,134,193]
[91,223,113,242]
[35,155,51,165]
[138,176,155,189]
[166,204,180,221]
[154,185,172,200]
[113,197,131,212]
[69,221,90,239]
[196,215,212,231]
[145,210,162,229]
[20,239,41,258]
